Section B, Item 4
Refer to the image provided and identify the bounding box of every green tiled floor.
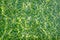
[0,0,60,40]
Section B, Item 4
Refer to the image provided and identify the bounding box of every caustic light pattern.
[0,0,60,40]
